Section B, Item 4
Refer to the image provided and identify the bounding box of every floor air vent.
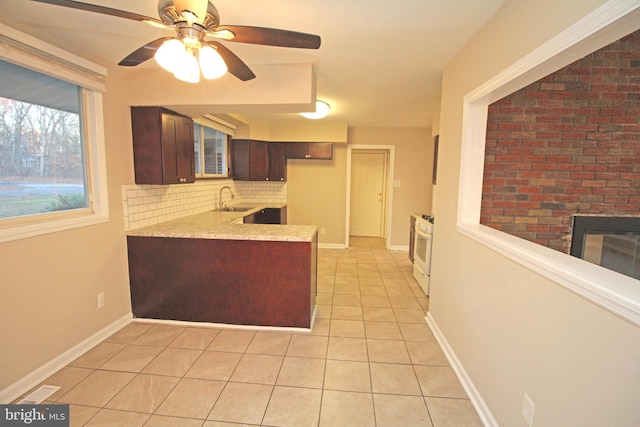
[17,385,61,404]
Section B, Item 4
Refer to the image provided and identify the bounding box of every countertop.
[127,204,317,242]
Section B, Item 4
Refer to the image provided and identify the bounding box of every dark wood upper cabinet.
[131,106,195,185]
[307,142,334,159]
[268,143,287,182]
[232,139,269,181]
[285,142,333,160]
[231,139,333,181]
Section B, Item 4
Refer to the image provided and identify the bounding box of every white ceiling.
[0,0,505,128]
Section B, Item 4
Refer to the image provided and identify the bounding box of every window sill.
[196,176,231,180]
[457,223,640,328]
[0,213,109,243]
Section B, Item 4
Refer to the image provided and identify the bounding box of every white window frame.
[0,24,108,243]
[193,115,234,179]
[457,1,640,327]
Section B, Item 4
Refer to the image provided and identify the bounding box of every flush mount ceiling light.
[301,101,331,119]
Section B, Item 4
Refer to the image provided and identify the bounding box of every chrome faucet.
[219,186,235,209]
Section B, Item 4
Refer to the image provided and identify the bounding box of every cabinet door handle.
[305,154,311,158]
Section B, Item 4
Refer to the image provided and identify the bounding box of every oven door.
[414,228,432,273]
[413,226,432,295]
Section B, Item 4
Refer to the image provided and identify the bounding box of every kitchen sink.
[217,206,254,212]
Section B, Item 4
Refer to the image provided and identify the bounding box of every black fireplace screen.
[571,216,640,280]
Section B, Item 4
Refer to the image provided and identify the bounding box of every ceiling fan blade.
[30,0,166,26]
[205,41,256,81]
[118,38,173,67]
[212,25,321,49]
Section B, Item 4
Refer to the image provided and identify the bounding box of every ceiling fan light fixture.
[154,39,185,73]
[173,49,201,83]
[33,0,320,83]
[301,101,330,119]
[199,45,228,79]
[181,10,199,25]
[173,0,208,24]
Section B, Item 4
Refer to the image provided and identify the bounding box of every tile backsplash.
[122,180,287,230]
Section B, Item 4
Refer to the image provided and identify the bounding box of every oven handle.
[415,228,432,240]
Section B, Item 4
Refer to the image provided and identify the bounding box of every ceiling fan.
[30,0,321,82]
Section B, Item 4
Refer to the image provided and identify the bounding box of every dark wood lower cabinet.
[127,235,317,328]
[244,207,287,224]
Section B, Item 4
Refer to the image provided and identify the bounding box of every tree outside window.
[0,60,88,219]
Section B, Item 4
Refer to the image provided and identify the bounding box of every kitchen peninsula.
[126,205,318,329]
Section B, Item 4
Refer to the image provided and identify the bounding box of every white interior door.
[350,151,386,237]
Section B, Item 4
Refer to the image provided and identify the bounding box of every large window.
[0,25,108,243]
[194,121,230,178]
[0,60,88,219]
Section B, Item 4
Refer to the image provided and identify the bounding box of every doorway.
[350,150,387,237]
[346,145,395,248]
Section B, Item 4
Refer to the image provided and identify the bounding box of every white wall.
[286,127,433,247]
[430,0,640,426]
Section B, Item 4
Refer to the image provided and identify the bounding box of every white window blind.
[0,23,106,91]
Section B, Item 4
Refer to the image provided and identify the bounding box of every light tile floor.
[19,236,483,426]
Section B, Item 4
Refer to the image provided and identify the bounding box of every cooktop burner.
[421,214,435,223]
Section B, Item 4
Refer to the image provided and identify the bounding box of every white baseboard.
[132,317,312,333]
[318,243,348,249]
[318,243,408,251]
[426,312,498,427]
[0,313,133,404]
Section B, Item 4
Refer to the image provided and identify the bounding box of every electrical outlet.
[522,393,535,427]
[97,292,105,309]
[320,227,326,234]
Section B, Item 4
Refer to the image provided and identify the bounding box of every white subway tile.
[123,179,286,230]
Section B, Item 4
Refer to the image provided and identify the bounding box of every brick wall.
[481,30,640,253]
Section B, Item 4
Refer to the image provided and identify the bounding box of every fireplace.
[570,216,640,280]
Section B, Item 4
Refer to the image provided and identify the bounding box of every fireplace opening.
[570,216,640,281]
